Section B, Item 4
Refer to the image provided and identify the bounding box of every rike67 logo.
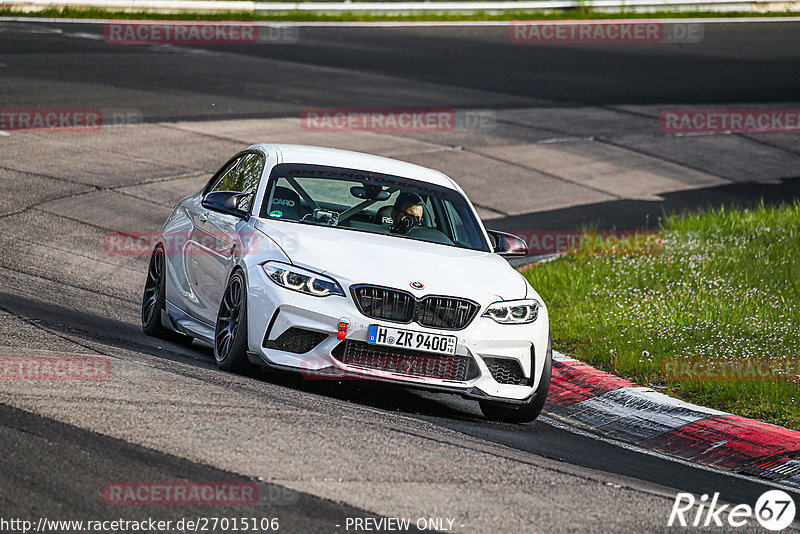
[669,490,796,531]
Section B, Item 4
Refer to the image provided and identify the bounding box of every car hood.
[254,219,527,303]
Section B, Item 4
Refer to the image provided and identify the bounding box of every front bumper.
[246,265,550,402]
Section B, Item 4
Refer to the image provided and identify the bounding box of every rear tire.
[141,245,194,346]
[479,334,552,423]
[214,270,251,373]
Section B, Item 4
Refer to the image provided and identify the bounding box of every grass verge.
[522,202,800,431]
[2,7,800,22]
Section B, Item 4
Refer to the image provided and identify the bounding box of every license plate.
[367,325,457,355]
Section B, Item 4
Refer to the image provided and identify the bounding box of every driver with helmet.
[390,192,424,234]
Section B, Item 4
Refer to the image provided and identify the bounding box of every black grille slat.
[419,298,430,326]
[333,340,479,382]
[456,301,466,328]
[441,298,456,329]
[351,285,478,330]
[354,286,414,323]
[442,299,452,329]
[430,298,440,327]
[484,357,526,385]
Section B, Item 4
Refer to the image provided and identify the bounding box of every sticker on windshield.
[270,210,283,218]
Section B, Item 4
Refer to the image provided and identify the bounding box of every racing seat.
[375,205,394,227]
[263,186,302,220]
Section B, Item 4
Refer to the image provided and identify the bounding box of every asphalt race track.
[1,19,800,532]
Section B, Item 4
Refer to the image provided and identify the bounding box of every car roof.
[248,143,459,190]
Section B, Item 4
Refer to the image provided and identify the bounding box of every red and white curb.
[546,352,800,488]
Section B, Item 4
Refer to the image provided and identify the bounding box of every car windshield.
[260,164,490,252]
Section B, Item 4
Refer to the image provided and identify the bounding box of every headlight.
[482,299,540,324]
[263,262,344,297]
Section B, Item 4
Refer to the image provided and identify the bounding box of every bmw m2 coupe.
[142,144,551,422]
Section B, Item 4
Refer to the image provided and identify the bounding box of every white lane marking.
[560,387,721,440]
[2,16,800,26]
[700,439,730,455]
[148,44,212,54]
[540,414,800,495]
[3,23,219,54]
[537,135,594,144]
[553,350,579,363]
[609,386,729,414]
[69,31,103,40]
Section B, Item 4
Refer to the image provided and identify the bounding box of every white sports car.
[142,144,552,422]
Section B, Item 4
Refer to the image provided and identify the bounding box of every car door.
[189,152,264,324]
[184,156,241,323]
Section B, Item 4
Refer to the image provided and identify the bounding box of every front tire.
[479,334,552,423]
[214,270,251,373]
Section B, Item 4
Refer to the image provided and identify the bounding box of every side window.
[444,201,469,246]
[423,197,439,229]
[227,153,264,212]
[209,159,240,193]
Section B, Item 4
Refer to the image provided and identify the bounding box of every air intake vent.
[264,327,327,354]
[332,340,479,382]
[483,357,526,385]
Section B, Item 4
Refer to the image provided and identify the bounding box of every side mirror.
[487,230,528,257]
[202,191,250,219]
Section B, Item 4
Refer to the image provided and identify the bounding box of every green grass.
[522,202,800,430]
[3,6,800,22]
